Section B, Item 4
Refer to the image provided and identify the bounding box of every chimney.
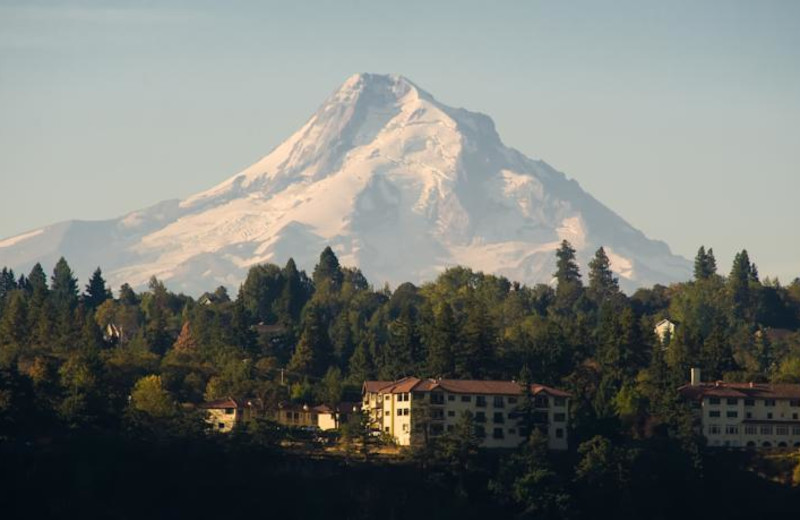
[690,367,701,386]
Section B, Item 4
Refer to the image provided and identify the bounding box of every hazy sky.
[1,0,799,282]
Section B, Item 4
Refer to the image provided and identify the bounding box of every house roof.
[679,382,800,400]
[362,377,571,398]
[199,398,241,410]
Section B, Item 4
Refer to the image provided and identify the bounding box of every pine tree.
[50,257,78,314]
[347,340,374,384]
[313,246,344,294]
[729,250,753,320]
[118,283,138,306]
[554,240,583,310]
[83,267,111,309]
[287,303,331,377]
[0,268,17,309]
[588,247,619,302]
[426,303,456,377]
[0,291,28,363]
[694,246,718,281]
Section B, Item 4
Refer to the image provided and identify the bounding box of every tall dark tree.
[50,257,79,314]
[588,247,619,302]
[118,283,138,306]
[554,240,583,310]
[0,268,16,309]
[693,246,718,281]
[83,267,111,309]
[426,303,456,377]
[0,291,28,365]
[347,339,374,384]
[313,246,344,294]
[729,249,753,320]
[287,303,331,377]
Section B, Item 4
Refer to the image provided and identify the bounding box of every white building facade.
[362,377,570,450]
[679,369,800,448]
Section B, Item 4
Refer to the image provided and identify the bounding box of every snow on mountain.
[0,73,691,294]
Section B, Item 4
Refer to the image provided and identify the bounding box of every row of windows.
[387,408,567,424]
[387,392,567,408]
[708,410,799,420]
[708,425,800,436]
[707,397,800,407]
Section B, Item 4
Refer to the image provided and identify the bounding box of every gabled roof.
[679,382,800,400]
[199,398,241,410]
[362,377,571,397]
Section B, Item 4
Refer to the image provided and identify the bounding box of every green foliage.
[130,374,175,418]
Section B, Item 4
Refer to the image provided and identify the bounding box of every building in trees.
[654,318,677,344]
[199,398,259,433]
[679,368,800,449]
[362,377,570,449]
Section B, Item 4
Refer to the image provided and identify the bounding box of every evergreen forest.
[1,243,800,519]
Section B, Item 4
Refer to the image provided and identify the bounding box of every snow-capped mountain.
[0,73,691,294]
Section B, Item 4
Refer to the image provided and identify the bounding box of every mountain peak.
[0,74,691,294]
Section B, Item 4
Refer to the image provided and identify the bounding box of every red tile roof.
[362,377,571,397]
[199,398,241,410]
[679,382,800,400]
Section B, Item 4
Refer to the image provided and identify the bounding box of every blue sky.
[1,0,799,282]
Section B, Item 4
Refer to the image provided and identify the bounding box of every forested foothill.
[1,244,800,518]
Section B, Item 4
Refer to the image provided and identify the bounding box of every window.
[493,412,505,424]
[476,396,487,408]
[430,393,445,405]
[765,399,776,407]
[430,424,444,436]
[534,396,549,408]
[709,411,721,418]
[555,428,564,439]
[218,423,225,429]
[793,413,798,420]
[744,399,755,406]
[448,394,455,402]
[493,427,504,439]
[777,426,789,436]
[385,426,390,432]
[397,409,403,416]
[791,400,800,407]
[431,408,444,420]
[397,393,409,402]
[385,410,390,416]
[508,397,518,405]
[709,425,721,435]
[726,411,738,419]
[767,413,773,420]
[403,408,409,416]
[447,410,455,417]
[533,411,548,424]
[461,395,472,402]
[508,428,517,435]
[554,413,566,423]
[709,397,721,405]
[475,412,486,423]
[385,395,390,401]
[554,397,566,407]
[726,398,738,406]
[746,412,752,419]
[725,425,739,435]
[760,425,773,435]
[792,427,800,436]
[224,408,235,415]
[745,425,757,435]
[493,396,505,408]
